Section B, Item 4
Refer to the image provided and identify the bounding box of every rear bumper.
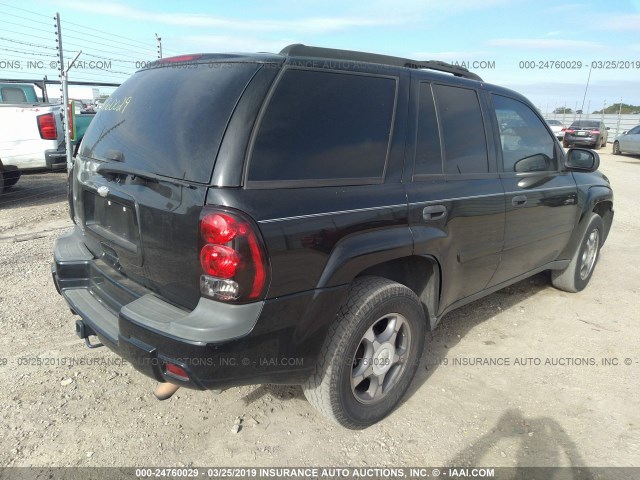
[45,145,67,169]
[564,135,599,146]
[53,227,346,390]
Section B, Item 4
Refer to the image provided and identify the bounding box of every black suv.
[563,120,609,149]
[53,45,614,428]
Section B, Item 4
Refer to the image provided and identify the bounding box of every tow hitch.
[76,320,104,349]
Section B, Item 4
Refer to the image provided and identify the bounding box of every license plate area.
[83,190,140,257]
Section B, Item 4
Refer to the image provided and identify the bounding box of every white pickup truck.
[0,81,67,193]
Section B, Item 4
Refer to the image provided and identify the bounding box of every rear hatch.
[73,58,265,310]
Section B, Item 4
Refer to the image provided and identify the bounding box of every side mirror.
[606,127,610,130]
[565,148,599,172]
[514,154,553,173]
[622,131,628,135]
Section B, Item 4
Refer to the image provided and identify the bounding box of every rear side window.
[432,84,488,174]
[1,87,27,103]
[79,63,261,182]
[248,69,397,184]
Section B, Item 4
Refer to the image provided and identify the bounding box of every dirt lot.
[0,153,638,469]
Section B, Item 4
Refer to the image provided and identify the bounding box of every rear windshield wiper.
[96,163,199,189]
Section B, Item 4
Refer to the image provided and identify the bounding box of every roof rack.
[279,44,483,82]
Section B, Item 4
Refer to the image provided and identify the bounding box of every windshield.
[79,62,261,182]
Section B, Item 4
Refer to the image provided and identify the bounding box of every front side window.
[493,95,557,173]
[248,69,397,184]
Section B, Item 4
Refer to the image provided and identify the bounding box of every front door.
[488,94,578,286]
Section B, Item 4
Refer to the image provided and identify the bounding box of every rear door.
[620,125,640,153]
[405,80,504,313]
[488,93,578,286]
[74,61,265,310]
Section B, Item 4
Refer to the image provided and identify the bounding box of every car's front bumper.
[52,227,346,390]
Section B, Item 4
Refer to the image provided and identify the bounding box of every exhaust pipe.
[153,382,180,400]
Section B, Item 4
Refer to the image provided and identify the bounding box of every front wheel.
[612,141,621,155]
[551,213,604,292]
[303,276,426,429]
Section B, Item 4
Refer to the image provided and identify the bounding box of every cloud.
[56,1,400,33]
[408,51,494,61]
[485,38,603,49]
[597,14,640,31]
[174,36,295,54]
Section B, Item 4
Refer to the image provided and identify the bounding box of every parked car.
[612,125,640,155]
[545,119,566,140]
[0,81,65,193]
[52,45,614,428]
[563,120,609,149]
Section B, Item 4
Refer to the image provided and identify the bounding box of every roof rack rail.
[279,44,483,82]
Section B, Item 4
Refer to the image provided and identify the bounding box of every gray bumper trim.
[120,295,264,344]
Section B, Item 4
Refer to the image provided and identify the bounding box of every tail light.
[565,129,574,134]
[37,113,57,140]
[591,130,600,135]
[199,208,269,302]
[561,127,567,132]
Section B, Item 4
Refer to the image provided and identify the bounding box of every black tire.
[612,141,621,155]
[303,276,426,429]
[551,213,604,292]
[4,170,20,188]
[563,141,570,148]
[0,170,5,195]
[593,139,601,150]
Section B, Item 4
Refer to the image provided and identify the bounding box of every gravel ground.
[0,153,638,469]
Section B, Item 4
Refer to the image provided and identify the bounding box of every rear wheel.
[593,139,600,150]
[303,276,426,429]
[3,170,20,188]
[612,141,621,155]
[551,213,603,292]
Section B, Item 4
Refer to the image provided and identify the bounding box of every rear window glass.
[570,121,600,128]
[248,69,397,184]
[79,63,260,182]
[1,87,27,103]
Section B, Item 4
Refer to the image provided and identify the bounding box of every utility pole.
[56,13,82,170]
[55,13,73,170]
[155,33,163,59]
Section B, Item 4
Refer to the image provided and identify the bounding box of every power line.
[62,40,155,62]
[60,18,158,50]
[2,10,56,27]
[2,19,54,35]
[0,2,53,19]
[1,28,54,43]
[0,46,58,58]
[61,24,156,53]
[0,37,57,50]
[61,32,156,58]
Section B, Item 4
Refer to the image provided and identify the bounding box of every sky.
[1,0,639,112]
